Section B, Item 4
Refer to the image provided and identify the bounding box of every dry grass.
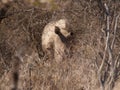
[0,0,120,90]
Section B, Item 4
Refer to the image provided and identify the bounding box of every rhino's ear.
[55,26,60,34]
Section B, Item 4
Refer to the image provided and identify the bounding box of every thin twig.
[114,52,120,73]
[29,64,32,90]
[98,3,110,90]
[98,3,110,74]
[107,15,120,90]
[111,15,120,49]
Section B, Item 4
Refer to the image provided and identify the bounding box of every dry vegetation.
[0,0,120,90]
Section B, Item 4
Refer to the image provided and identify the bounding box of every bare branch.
[98,6,110,75]
[104,3,109,15]
[115,52,120,68]
[111,15,120,49]
[98,3,111,90]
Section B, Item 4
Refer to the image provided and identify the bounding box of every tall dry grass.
[0,0,120,90]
